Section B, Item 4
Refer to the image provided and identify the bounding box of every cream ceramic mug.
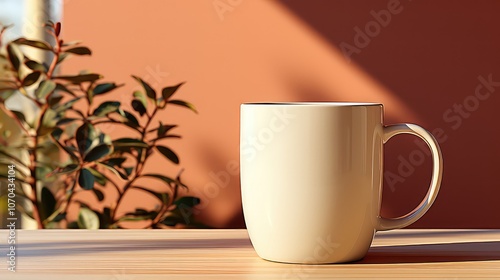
[240,102,443,264]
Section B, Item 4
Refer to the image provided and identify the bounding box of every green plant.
[0,22,201,229]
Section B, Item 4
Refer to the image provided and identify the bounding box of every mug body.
[240,102,384,263]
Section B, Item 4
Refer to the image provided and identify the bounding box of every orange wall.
[63,0,500,228]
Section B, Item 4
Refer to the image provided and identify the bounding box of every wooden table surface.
[1,229,500,279]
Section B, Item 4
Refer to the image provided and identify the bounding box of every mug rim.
[241,102,382,106]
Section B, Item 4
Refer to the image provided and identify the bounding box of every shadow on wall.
[61,0,500,228]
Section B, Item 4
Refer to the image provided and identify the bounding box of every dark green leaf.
[92,188,104,201]
[35,80,56,99]
[156,145,179,164]
[102,157,127,167]
[6,44,21,71]
[13,38,52,51]
[48,94,64,107]
[155,134,182,141]
[11,110,27,125]
[40,187,56,221]
[124,167,134,176]
[77,207,99,229]
[123,111,140,128]
[50,127,63,140]
[112,138,148,148]
[93,82,119,95]
[52,212,66,222]
[98,162,128,180]
[167,99,198,113]
[76,122,97,154]
[162,82,184,101]
[54,97,82,112]
[65,46,91,55]
[160,214,186,227]
[25,60,47,72]
[56,118,79,125]
[174,196,201,208]
[83,144,112,162]
[22,71,41,87]
[93,101,120,117]
[132,75,156,99]
[131,99,147,116]
[56,163,79,175]
[133,90,148,109]
[86,167,107,186]
[53,73,102,84]
[78,168,95,190]
[55,83,76,96]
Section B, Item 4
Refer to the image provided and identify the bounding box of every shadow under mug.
[240,102,443,264]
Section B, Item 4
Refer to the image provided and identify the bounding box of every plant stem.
[29,31,61,229]
[111,106,158,223]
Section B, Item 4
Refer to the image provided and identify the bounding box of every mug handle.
[376,123,443,231]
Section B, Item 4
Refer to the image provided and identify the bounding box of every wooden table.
[1,229,500,279]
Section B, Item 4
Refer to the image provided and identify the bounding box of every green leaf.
[93,82,119,95]
[83,144,112,162]
[11,110,27,125]
[76,122,97,155]
[35,80,56,99]
[53,73,102,84]
[102,157,127,167]
[86,167,107,186]
[78,168,95,190]
[22,71,41,87]
[124,167,134,176]
[133,90,148,108]
[93,101,120,117]
[132,75,156,99]
[6,44,21,71]
[156,145,179,164]
[131,99,147,116]
[0,90,16,102]
[161,214,187,227]
[56,163,79,175]
[54,97,82,112]
[78,207,99,229]
[65,46,92,55]
[162,82,184,101]
[167,99,198,113]
[174,196,201,208]
[142,173,176,186]
[13,38,53,51]
[123,111,140,128]
[56,118,79,125]
[92,188,104,201]
[98,162,128,180]
[40,187,56,221]
[48,94,64,107]
[52,213,66,222]
[25,60,47,72]
[112,138,148,148]
[55,83,76,96]
[57,53,69,64]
